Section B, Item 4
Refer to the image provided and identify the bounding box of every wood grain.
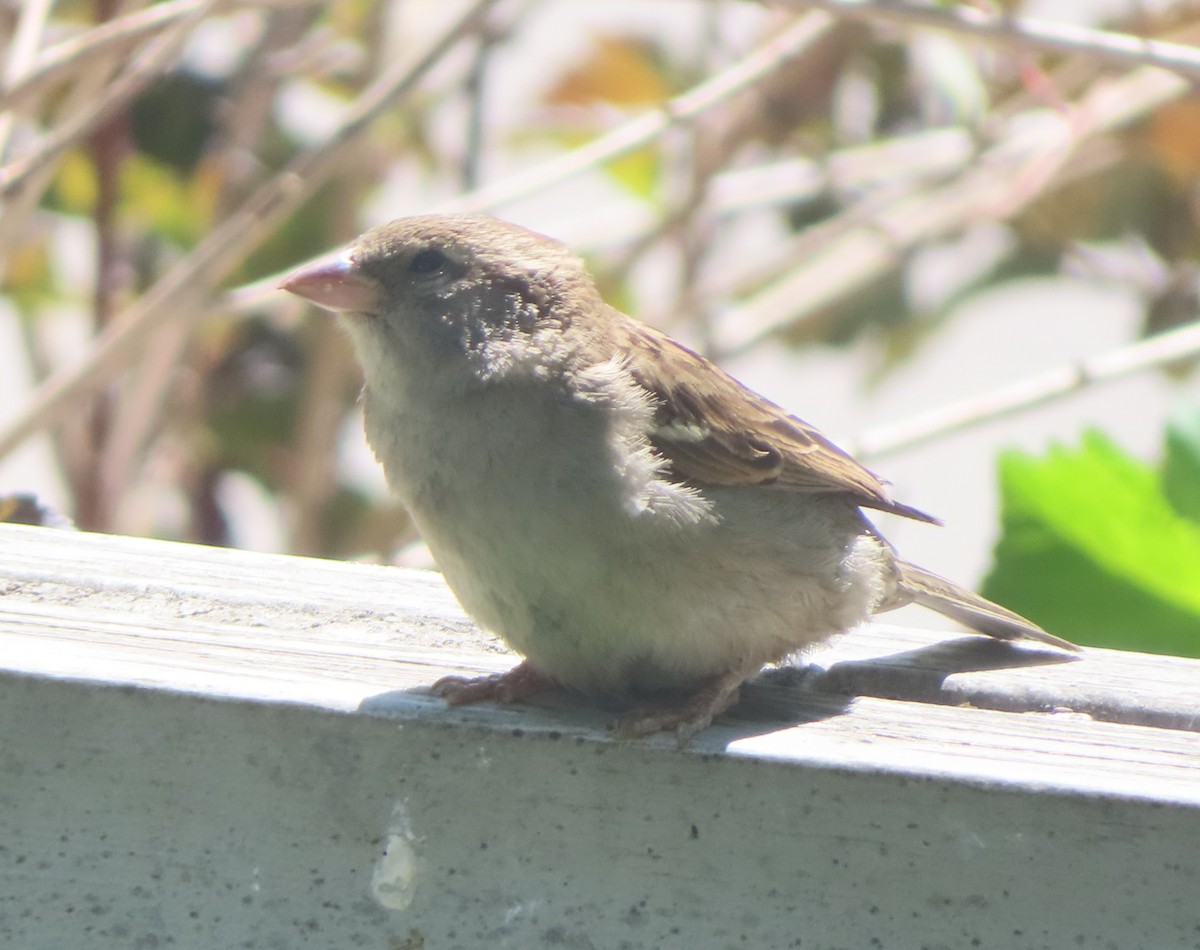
[2,522,1199,950]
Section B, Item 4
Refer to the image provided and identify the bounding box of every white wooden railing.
[1,522,1197,949]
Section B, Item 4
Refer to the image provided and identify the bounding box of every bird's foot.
[431,660,553,706]
[612,668,747,748]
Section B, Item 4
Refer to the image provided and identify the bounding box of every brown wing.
[622,320,940,525]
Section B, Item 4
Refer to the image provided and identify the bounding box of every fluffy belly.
[367,379,896,696]
[420,484,894,697]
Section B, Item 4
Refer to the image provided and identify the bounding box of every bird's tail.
[891,561,1080,652]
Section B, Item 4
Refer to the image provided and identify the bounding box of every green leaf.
[983,430,1200,656]
[1162,402,1200,523]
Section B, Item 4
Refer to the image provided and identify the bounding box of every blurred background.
[1,0,1198,655]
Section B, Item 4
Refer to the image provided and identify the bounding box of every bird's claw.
[431,660,552,706]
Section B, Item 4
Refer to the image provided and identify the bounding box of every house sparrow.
[282,214,1077,744]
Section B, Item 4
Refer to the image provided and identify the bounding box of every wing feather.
[620,320,939,525]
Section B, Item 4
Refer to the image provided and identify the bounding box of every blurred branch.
[103,317,194,526]
[1,1,318,113]
[0,0,496,464]
[210,19,1200,336]
[0,16,139,263]
[770,0,1200,80]
[447,10,836,213]
[461,18,496,191]
[288,310,356,555]
[74,0,140,531]
[0,0,55,158]
[714,61,1191,353]
[1,0,223,113]
[207,11,845,312]
[669,133,977,325]
[706,128,975,218]
[854,318,1200,460]
[97,6,323,529]
[0,1,218,199]
[2,5,139,514]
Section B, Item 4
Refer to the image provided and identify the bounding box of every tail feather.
[893,561,1080,652]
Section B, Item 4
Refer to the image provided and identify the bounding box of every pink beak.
[280,251,382,313]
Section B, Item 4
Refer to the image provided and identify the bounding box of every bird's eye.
[409,248,448,275]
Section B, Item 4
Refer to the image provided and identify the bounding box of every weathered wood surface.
[1,522,1198,950]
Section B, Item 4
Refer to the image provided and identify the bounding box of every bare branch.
[770,0,1200,80]
[446,10,836,213]
[854,319,1200,460]
[0,0,496,464]
[1,0,212,113]
[149,11,851,326]
[713,62,1191,353]
[0,0,55,158]
[96,6,323,530]
[0,1,324,114]
[0,1,220,198]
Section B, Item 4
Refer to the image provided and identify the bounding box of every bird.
[281,213,1078,744]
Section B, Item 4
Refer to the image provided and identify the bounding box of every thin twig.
[99,317,194,530]
[1,1,139,514]
[706,127,975,218]
[461,24,492,191]
[212,23,1197,338]
[229,8,841,291]
[853,319,1200,460]
[1,0,210,112]
[770,0,1200,80]
[445,10,836,213]
[73,0,138,532]
[0,0,318,113]
[0,0,55,158]
[96,5,323,532]
[714,62,1190,354]
[0,1,218,198]
[288,315,358,555]
[0,0,496,464]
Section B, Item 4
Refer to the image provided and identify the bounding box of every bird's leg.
[612,665,751,748]
[431,660,553,706]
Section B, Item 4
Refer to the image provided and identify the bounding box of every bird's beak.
[280,250,382,314]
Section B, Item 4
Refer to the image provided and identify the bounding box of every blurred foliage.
[1163,402,1200,521]
[130,72,222,175]
[204,317,306,480]
[984,417,1200,656]
[0,1,1199,653]
[525,33,673,199]
[238,183,346,283]
[545,34,671,107]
